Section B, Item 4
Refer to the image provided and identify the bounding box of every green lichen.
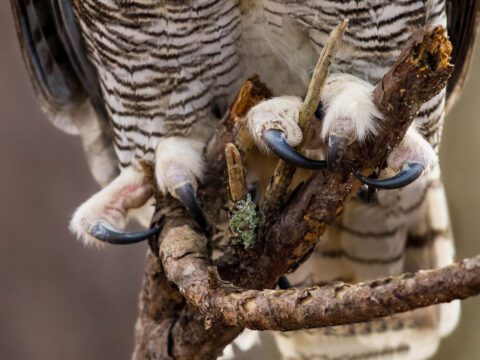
[229,194,259,249]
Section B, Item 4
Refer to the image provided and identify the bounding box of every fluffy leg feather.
[247,96,304,153]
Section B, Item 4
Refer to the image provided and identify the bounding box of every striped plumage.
[11,0,479,359]
[73,0,243,168]
[72,0,447,167]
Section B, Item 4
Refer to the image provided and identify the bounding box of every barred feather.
[74,0,243,167]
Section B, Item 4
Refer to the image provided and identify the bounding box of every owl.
[11,0,480,359]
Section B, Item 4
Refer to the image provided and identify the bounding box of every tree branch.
[133,77,273,360]
[161,224,480,331]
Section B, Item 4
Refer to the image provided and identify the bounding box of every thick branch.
[162,225,480,331]
[161,25,456,334]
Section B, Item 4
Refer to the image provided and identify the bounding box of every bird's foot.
[247,73,434,190]
[247,96,327,169]
[356,126,438,189]
[321,73,436,189]
[319,73,381,169]
[155,137,211,233]
[70,166,156,247]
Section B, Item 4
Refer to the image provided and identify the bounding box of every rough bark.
[162,225,480,331]
[133,77,272,360]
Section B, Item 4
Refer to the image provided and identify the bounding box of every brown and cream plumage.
[11,0,480,358]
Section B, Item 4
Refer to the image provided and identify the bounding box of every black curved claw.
[262,129,327,170]
[248,182,260,207]
[175,183,211,233]
[278,275,292,290]
[354,162,425,190]
[90,223,160,245]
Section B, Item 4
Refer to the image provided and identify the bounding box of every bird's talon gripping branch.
[154,137,212,234]
[175,183,211,234]
[90,222,161,245]
[247,96,328,169]
[354,126,437,190]
[354,162,425,190]
[262,129,327,170]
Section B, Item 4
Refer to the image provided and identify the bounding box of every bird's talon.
[261,129,327,170]
[354,162,425,190]
[89,222,160,245]
[175,183,211,234]
[326,134,350,170]
[278,275,293,290]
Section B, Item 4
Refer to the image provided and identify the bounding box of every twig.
[299,19,349,132]
[260,19,349,228]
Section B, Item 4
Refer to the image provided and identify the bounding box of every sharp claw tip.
[90,222,158,245]
[262,129,327,170]
[175,184,211,233]
[354,162,425,190]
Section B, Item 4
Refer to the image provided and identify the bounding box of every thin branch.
[260,20,349,227]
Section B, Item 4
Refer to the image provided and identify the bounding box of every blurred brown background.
[1,3,479,360]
